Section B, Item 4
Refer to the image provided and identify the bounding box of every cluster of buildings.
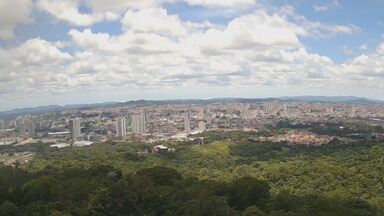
[253,131,335,146]
[0,101,383,147]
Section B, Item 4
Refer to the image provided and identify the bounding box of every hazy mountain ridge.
[0,102,118,117]
[280,96,383,103]
[1,96,382,117]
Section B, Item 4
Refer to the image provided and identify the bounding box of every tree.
[24,202,60,216]
[271,191,302,212]
[22,176,63,204]
[242,206,267,216]
[0,201,21,216]
[175,196,234,216]
[86,188,114,216]
[228,177,270,210]
[136,166,182,186]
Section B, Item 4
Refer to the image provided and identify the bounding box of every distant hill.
[1,96,382,117]
[0,102,118,118]
[279,96,384,104]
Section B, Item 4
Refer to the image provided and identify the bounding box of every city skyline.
[1,95,384,114]
[2,100,383,144]
[1,0,384,110]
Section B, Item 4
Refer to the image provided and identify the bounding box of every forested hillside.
[1,130,384,215]
[0,165,379,215]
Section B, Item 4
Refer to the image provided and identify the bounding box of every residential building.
[70,118,81,143]
[116,116,127,137]
[132,114,146,134]
[198,121,206,131]
[184,115,190,132]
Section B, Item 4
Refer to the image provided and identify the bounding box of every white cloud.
[0,38,72,102]
[84,0,174,12]
[184,0,256,7]
[280,6,360,38]
[313,0,339,12]
[341,46,354,55]
[13,38,72,64]
[306,23,360,38]
[63,8,337,91]
[121,8,187,37]
[37,0,106,26]
[0,0,33,40]
[36,0,259,27]
[183,10,304,57]
[36,0,177,26]
[339,43,384,80]
[69,28,178,54]
[220,10,304,48]
[1,3,383,108]
[359,44,368,50]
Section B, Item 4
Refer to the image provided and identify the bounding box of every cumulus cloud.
[36,0,177,26]
[13,39,72,64]
[189,10,304,52]
[69,28,178,54]
[36,0,259,26]
[339,43,384,80]
[62,7,380,94]
[37,0,112,26]
[183,0,256,7]
[121,8,187,37]
[1,2,383,107]
[84,0,173,12]
[60,8,338,91]
[0,0,33,40]
[0,38,71,97]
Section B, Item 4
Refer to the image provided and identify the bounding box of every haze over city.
[1,0,384,111]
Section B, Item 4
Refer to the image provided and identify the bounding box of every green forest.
[1,130,384,215]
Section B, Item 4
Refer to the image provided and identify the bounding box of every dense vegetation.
[0,165,378,215]
[276,121,384,138]
[1,127,384,215]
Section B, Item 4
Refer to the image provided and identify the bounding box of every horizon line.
[1,95,383,114]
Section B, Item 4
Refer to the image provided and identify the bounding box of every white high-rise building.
[132,114,145,134]
[116,117,127,137]
[199,107,204,119]
[184,115,190,133]
[240,104,250,118]
[198,121,206,131]
[17,118,35,137]
[0,120,5,130]
[70,118,81,143]
[25,119,35,136]
[350,106,357,118]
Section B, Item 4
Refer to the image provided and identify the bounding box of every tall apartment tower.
[0,120,5,130]
[25,119,35,137]
[70,118,81,143]
[116,117,127,137]
[199,107,204,119]
[132,114,146,134]
[17,118,35,137]
[184,115,190,133]
[198,121,206,131]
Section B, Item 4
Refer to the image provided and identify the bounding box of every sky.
[0,0,384,111]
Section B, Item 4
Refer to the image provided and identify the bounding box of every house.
[152,145,175,154]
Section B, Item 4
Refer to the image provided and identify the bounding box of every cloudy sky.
[0,0,384,111]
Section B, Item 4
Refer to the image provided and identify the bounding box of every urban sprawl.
[1,101,384,165]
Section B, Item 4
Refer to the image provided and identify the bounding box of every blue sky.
[0,0,383,111]
[286,0,384,62]
[9,0,383,61]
